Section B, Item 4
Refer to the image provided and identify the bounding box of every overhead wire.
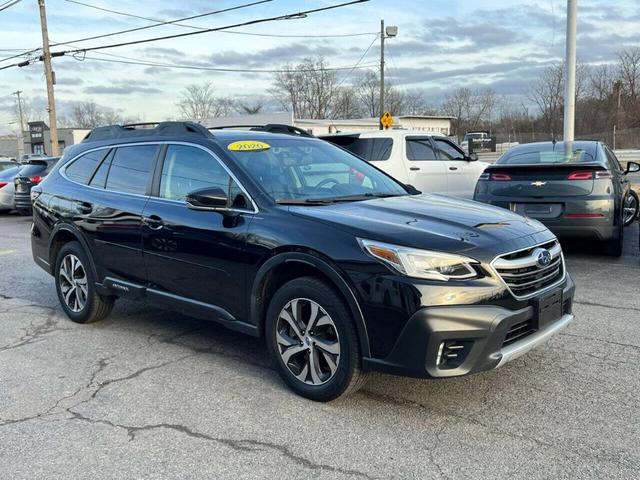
[0,0,21,13]
[63,0,377,39]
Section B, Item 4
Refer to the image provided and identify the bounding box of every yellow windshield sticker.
[227,140,271,152]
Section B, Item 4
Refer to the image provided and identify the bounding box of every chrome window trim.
[489,239,567,300]
[60,140,259,213]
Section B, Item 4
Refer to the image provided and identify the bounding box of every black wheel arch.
[250,250,371,358]
[48,222,99,281]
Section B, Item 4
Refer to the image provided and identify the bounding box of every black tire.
[623,190,639,227]
[55,241,115,323]
[266,277,368,401]
[16,208,31,216]
[602,224,623,257]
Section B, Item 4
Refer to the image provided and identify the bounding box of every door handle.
[409,167,420,171]
[143,215,164,230]
[449,166,458,171]
[78,202,93,214]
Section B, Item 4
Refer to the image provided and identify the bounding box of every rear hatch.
[480,163,607,198]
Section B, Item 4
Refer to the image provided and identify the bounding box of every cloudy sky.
[1,0,639,131]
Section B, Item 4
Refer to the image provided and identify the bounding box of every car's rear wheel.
[266,277,367,401]
[55,241,115,323]
[623,190,639,226]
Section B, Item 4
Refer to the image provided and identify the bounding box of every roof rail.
[209,123,314,138]
[82,121,213,143]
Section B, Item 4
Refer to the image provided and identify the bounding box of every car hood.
[288,194,554,261]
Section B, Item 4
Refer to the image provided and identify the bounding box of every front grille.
[502,319,536,347]
[493,240,565,298]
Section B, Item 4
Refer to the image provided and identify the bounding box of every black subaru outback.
[30,122,575,401]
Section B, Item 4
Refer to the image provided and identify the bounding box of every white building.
[203,113,454,137]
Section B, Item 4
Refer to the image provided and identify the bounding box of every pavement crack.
[559,332,640,351]
[0,311,66,353]
[66,411,377,479]
[573,299,640,313]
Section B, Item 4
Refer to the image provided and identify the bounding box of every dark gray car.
[473,141,640,256]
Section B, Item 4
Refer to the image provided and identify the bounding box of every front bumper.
[362,275,575,378]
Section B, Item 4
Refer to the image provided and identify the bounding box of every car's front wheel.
[266,277,367,401]
[55,241,115,323]
[623,190,639,227]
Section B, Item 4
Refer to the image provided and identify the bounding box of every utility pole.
[378,20,397,130]
[379,19,385,130]
[563,0,577,143]
[13,90,25,158]
[37,0,59,156]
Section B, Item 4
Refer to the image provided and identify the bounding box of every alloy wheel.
[624,193,638,225]
[276,298,340,385]
[59,254,88,313]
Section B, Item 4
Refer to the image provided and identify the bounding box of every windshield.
[465,133,483,140]
[498,147,595,165]
[224,138,407,204]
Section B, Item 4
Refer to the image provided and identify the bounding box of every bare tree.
[271,57,339,119]
[441,87,497,138]
[528,64,564,137]
[617,48,640,126]
[237,98,266,115]
[68,101,105,128]
[331,86,362,119]
[176,82,236,120]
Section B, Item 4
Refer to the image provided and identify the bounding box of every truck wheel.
[266,277,368,401]
[55,241,115,323]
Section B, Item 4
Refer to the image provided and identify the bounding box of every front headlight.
[359,239,480,281]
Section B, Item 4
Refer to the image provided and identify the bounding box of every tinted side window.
[159,145,249,208]
[406,138,437,161]
[434,139,465,160]
[105,145,158,195]
[327,137,393,161]
[65,150,109,184]
[89,150,113,188]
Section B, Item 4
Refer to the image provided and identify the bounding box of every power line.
[70,55,379,73]
[0,0,21,13]
[54,0,274,47]
[58,1,369,55]
[1,0,370,71]
[63,0,376,39]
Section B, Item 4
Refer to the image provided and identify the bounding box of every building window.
[33,144,44,155]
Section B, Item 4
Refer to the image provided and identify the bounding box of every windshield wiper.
[276,193,403,206]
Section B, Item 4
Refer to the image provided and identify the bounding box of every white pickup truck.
[321,130,490,198]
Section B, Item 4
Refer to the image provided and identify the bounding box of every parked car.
[13,157,60,214]
[0,159,18,172]
[320,130,489,198]
[473,141,640,256]
[0,163,22,212]
[31,122,575,401]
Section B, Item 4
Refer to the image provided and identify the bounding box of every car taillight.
[0,182,6,189]
[490,173,512,181]
[478,172,490,181]
[595,171,612,179]
[29,175,43,184]
[567,171,593,180]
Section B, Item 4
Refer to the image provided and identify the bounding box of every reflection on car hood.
[288,193,553,260]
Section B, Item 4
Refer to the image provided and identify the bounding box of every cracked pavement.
[1,214,639,479]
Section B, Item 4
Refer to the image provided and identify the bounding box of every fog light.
[436,340,473,369]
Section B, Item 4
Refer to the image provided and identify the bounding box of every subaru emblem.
[534,248,552,268]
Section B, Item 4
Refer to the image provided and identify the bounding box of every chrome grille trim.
[491,239,566,300]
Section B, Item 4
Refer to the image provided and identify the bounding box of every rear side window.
[105,145,158,195]
[406,138,437,161]
[89,150,113,188]
[65,150,107,184]
[324,137,393,161]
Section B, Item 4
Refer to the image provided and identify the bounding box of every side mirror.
[466,152,479,162]
[404,183,422,195]
[186,187,228,210]
[625,161,640,174]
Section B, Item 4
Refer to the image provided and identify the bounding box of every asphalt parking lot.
[0,213,638,479]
